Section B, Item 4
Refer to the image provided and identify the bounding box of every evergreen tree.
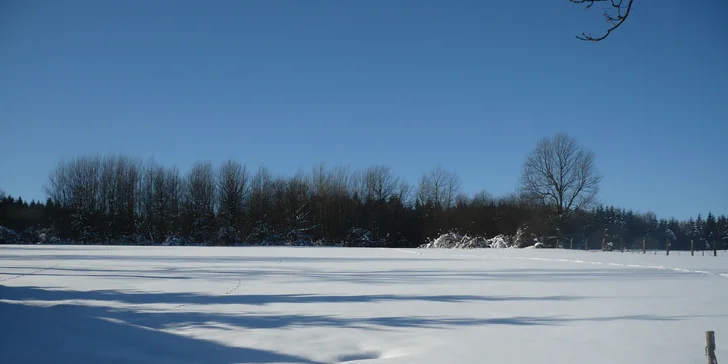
[705,212,717,244]
[718,215,728,250]
[694,214,705,243]
[686,217,696,239]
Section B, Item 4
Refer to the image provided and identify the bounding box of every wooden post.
[642,239,646,254]
[620,237,624,253]
[706,331,717,364]
[666,239,670,256]
[602,237,605,252]
[585,238,588,251]
[570,238,573,250]
[691,240,694,256]
[714,241,717,257]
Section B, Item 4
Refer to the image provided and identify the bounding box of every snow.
[1,246,727,364]
[418,232,520,249]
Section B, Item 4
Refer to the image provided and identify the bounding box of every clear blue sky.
[1,0,726,220]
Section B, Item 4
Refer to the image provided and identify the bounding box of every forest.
[1,135,727,249]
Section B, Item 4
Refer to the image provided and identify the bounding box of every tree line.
[1,134,726,249]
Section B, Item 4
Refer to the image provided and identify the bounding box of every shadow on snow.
[0,284,587,306]
[2,285,718,363]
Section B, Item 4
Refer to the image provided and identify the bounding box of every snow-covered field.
[1,246,726,364]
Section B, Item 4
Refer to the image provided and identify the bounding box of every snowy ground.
[1,246,727,364]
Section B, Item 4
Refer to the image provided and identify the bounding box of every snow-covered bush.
[214,226,242,246]
[419,231,543,249]
[163,235,193,246]
[0,226,22,244]
[419,232,499,249]
[36,229,62,244]
[488,235,513,249]
[513,225,539,248]
[343,228,386,247]
[245,223,282,245]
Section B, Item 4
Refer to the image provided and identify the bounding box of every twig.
[570,0,634,41]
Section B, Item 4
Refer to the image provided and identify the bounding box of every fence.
[548,236,723,256]
[706,331,718,364]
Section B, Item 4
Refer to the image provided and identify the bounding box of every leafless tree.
[45,160,70,207]
[164,165,182,234]
[139,160,156,237]
[308,163,356,240]
[96,155,141,236]
[362,165,400,204]
[571,0,633,41]
[266,170,312,240]
[417,166,461,211]
[45,156,100,216]
[359,165,403,237]
[520,133,602,222]
[471,190,494,208]
[217,160,248,232]
[395,179,412,207]
[248,165,274,232]
[43,155,104,240]
[139,160,180,239]
[183,161,216,239]
[282,170,312,237]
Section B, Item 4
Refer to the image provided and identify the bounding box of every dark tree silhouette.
[571,0,634,41]
[520,133,602,227]
[1,149,724,249]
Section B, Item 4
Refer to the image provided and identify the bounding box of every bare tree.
[281,170,312,239]
[471,190,494,208]
[139,160,156,238]
[183,161,216,240]
[571,0,633,41]
[520,133,602,222]
[359,165,403,238]
[395,179,412,207]
[217,160,248,233]
[417,166,461,212]
[362,165,400,204]
[139,160,179,240]
[44,155,103,240]
[248,165,274,236]
[45,159,70,207]
[164,166,182,234]
[97,155,141,238]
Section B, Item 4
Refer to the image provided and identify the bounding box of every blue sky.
[1,0,726,220]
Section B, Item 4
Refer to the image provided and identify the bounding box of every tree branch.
[571,0,633,41]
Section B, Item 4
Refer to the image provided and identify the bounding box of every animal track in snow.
[224,276,243,295]
[0,264,59,282]
[173,274,242,309]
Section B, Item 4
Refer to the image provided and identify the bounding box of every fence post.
[602,237,605,252]
[714,241,717,257]
[642,239,646,254]
[620,237,624,253]
[570,238,573,250]
[666,239,670,256]
[706,331,717,364]
[691,240,694,256]
[585,238,588,251]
